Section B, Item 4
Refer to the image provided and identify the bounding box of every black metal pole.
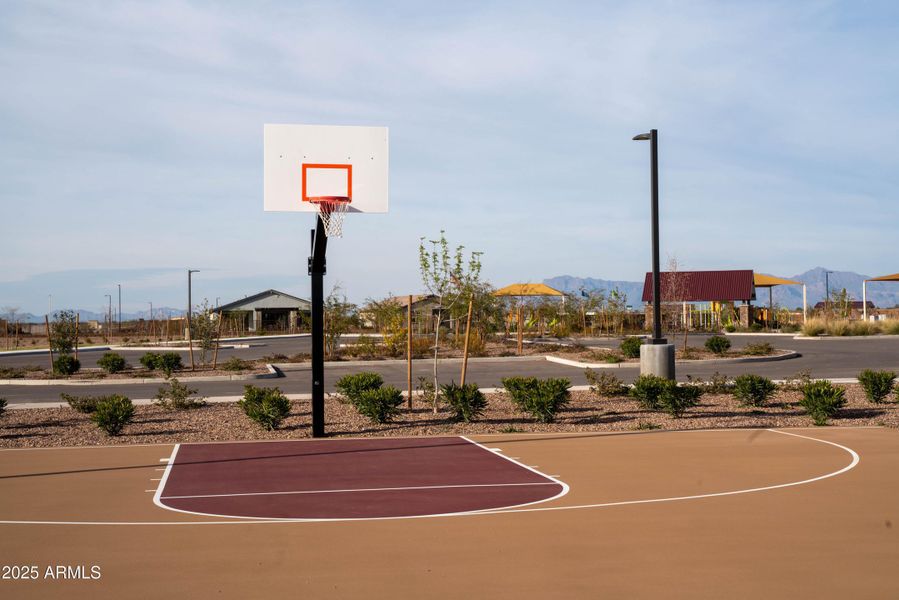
[309,217,328,438]
[649,129,665,344]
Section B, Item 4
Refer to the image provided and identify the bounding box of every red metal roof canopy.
[641,270,756,303]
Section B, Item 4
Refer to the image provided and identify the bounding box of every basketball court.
[1,427,897,598]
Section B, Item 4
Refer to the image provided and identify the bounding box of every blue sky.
[2,0,898,316]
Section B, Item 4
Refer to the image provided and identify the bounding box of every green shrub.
[97,352,127,374]
[239,385,292,430]
[704,335,731,355]
[335,372,384,403]
[658,383,703,418]
[800,381,846,426]
[619,337,643,359]
[585,369,627,397]
[354,386,404,424]
[780,323,800,333]
[743,342,774,356]
[140,352,160,370]
[732,374,777,407]
[154,378,206,410]
[601,352,623,364]
[629,374,669,410]
[723,324,737,333]
[749,323,763,332]
[157,352,183,376]
[502,377,571,423]
[53,354,81,376]
[139,351,183,375]
[91,395,134,436]
[60,393,103,413]
[221,357,252,371]
[857,369,896,404]
[0,397,6,417]
[441,382,487,422]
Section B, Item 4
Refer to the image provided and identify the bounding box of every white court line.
[0,429,861,525]
[151,444,180,513]
[161,482,559,500]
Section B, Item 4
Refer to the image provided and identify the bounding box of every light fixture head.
[632,132,651,141]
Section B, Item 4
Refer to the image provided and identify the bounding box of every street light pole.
[633,129,674,379]
[118,284,122,333]
[104,294,112,342]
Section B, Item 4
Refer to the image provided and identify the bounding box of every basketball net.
[308,196,350,238]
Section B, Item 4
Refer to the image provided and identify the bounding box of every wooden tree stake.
[45,315,54,371]
[460,296,474,386]
[407,295,413,409]
[211,312,225,369]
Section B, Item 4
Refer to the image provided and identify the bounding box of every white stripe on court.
[161,481,559,500]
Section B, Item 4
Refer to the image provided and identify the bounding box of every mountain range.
[2,308,185,325]
[545,267,899,310]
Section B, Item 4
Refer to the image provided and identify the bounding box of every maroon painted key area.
[158,437,564,519]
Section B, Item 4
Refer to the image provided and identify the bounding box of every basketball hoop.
[308,196,350,238]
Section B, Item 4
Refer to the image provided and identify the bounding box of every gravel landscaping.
[1,384,895,448]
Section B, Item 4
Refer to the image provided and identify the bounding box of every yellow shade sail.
[754,274,802,288]
[493,283,564,297]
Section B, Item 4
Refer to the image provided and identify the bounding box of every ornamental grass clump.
[732,374,777,408]
[628,374,669,410]
[856,369,896,404]
[440,382,487,423]
[335,372,384,404]
[502,377,571,423]
[239,385,291,430]
[800,381,846,426]
[629,375,701,417]
[91,395,134,436]
[354,386,405,424]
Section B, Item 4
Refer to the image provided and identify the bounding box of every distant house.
[360,294,442,332]
[213,289,311,333]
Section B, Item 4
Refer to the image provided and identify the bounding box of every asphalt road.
[2,334,898,405]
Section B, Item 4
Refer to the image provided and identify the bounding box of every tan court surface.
[1,427,897,599]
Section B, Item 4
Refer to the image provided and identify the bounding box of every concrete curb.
[545,351,800,370]
[791,334,899,341]
[273,355,543,371]
[0,364,281,386]
[724,332,798,337]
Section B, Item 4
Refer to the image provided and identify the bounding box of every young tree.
[365,295,406,356]
[190,299,219,366]
[419,231,483,411]
[324,287,358,359]
[50,310,79,355]
[606,288,628,336]
[664,256,693,352]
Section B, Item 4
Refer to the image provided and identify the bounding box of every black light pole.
[309,218,328,438]
[824,270,833,321]
[104,294,112,341]
[633,129,666,344]
[117,284,122,333]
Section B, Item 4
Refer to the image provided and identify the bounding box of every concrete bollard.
[640,343,675,380]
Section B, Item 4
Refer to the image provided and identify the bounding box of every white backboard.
[264,124,388,213]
